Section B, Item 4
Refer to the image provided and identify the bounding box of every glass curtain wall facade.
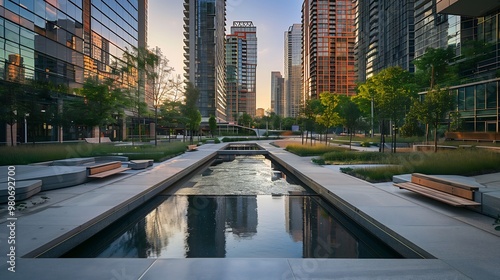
[225,21,256,120]
[271,71,284,116]
[0,0,144,143]
[183,0,227,122]
[417,1,500,134]
[302,0,357,100]
[354,0,415,82]
[284,23,302,118]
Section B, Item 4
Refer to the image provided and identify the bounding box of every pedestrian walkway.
[0,141,499,279]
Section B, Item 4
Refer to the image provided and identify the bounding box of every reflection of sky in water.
[172,155,308,195]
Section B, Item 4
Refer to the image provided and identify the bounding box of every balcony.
[437,0,500,17]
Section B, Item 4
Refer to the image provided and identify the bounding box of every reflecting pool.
[64,156,402,259]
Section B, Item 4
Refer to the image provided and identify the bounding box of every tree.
[301,98,322,145]
[0,81,27,146]
[317,92,340,145]
[238,113,253,129]
[413,87,454,152]
[159,100,184,141]
[208,115,217,137]
[182,83,201,144]
[65,77,123,143]
[337,96,362,150]
[122,46,157,142]
[358,67,417,152]
[147,47,174,146]
[413,47,456,89]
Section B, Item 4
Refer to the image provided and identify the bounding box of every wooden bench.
[187,144,198,151]
[87,161,130,178]
[394,173,481,207]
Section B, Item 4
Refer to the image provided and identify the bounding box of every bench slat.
[395,182,481,207]
[87,161,122,175]
[412,173,479,191]
[88,167,130,178]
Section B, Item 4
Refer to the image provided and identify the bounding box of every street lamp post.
[24,113,29,143]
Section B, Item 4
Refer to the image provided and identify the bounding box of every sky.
[148,0,303,110]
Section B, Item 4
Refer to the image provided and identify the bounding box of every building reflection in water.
[75,194,398,258]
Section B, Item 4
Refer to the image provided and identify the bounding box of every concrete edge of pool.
[0,141,499,279]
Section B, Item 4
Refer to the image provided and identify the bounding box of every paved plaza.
[1,141,500,279]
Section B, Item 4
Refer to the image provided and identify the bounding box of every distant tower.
[271,71,285,117]
[183,0,227,121]
[226,21,257,120]
[302,0,357,99]
[285,24,303,118]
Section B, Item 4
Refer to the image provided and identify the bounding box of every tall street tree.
[317,92,340,145]
[122,46,157,142]
[413,87,454,152]
[413,47,456,89]
[337,96,362,150]
[65,77,123,143]
[182,83,201,144]
[359,67,417,152]
[147,46,174,146]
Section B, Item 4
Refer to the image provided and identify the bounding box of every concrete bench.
[394,173,481,207]
[187,144,198,151]
[85,137,112,144]
[0,180,42,203]
[87,161,130,178]
[128,159,154,170]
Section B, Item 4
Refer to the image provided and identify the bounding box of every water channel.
[64,155,402,259]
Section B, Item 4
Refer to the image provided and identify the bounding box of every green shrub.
[343,149,500,182]
[0,142,188,165]
[285,144,348,156]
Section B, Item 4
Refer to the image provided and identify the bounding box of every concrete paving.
[0,141,500,279]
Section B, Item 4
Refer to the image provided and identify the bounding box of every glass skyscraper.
[271,71,284,117]
[0,0,147,143]
[354,0,415,81]
[225,20,257,121]
[183,0,227,122]
[284,23,302,118]
[302,0,357,100]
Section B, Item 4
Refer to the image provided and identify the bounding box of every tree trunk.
[434,124,438,153]
[154,107,158,146]
[349,129,353,151]
[425,124,429,144]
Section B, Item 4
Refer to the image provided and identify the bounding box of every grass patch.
[285,143,349,156]
[341,150,500,182]
[0,142,188,165]
[322,151,400,164]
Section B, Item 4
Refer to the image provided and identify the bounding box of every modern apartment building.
[225,20,257,121]
[302,0,357,100]
[271,71,285,117]
[354,0,415,81]
[433,1,500,134]
[183,0,227,122]
[284,23,302,118]
[0,0,147,143]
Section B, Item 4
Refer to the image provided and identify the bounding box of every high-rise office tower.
[284,24,302,118]
[226,21,257,121]
[183,0,227,121]
[0,0,147,142]
[271,71,285,116]
[302,0,357,99]
[354,0,415,82]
